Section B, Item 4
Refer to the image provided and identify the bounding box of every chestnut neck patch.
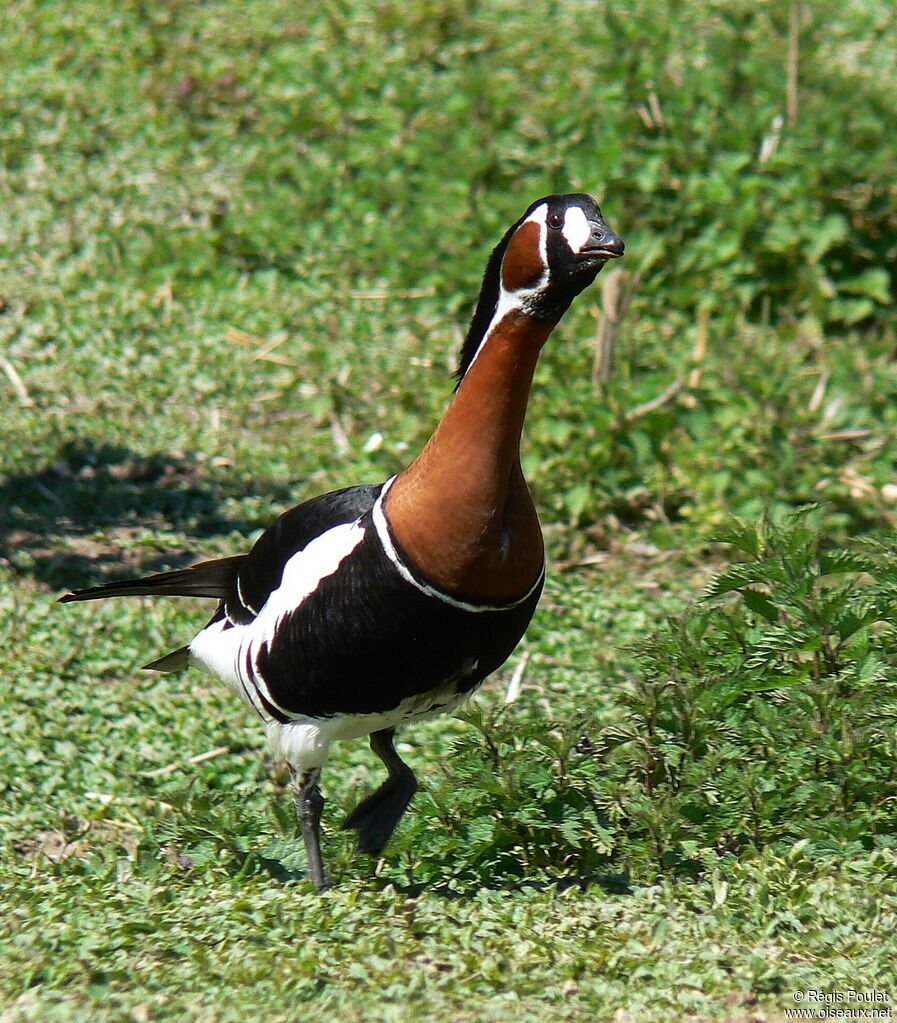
[501,220,546,293]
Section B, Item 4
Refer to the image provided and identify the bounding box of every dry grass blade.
[592,269,640,389]
[1,355,33,406]
[624,379,683,423]
[504,649,531,704]
[138,746,231,779]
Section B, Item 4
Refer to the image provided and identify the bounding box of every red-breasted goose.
[60,193,624,889]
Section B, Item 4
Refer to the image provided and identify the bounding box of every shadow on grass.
[257,858,634,896]
[210,844,635,895]
[253,842,634,896]
[0,441,296,591]
[365,869,635,899]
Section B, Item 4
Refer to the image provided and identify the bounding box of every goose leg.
[291,767,328,890]
[342,728,418,855]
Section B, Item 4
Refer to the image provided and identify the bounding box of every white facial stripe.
[524,202,549,267]
[562,206,591,253]
[466,277,543,374]
[465,204,551,374]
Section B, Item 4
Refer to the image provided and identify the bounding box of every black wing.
[227,482,383,624]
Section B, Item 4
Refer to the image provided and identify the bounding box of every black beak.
[582,222,624,259]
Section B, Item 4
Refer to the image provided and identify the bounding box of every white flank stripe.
[236,635,268,718]
[190,518,368,722]
[254,519,367,644]
[373,478,544,612]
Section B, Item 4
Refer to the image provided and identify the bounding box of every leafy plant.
[594,510,897,875]
[411,511,897,884]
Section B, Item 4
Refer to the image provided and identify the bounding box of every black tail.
[58,555,244,604]
[144,646,191,672]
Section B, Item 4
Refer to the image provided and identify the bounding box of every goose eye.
[547,211,564,229]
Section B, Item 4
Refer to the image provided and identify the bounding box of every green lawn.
[2,1,897,1020]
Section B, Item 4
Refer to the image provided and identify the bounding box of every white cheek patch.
[562,206,591,253]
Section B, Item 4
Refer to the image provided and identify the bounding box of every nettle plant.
[403,510,897,885]
[595,510,897,876]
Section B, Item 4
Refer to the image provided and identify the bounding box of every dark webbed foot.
[291,767,328,891]
[342,729,418,856]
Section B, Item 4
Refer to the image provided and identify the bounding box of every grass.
[2,0,897,1019]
